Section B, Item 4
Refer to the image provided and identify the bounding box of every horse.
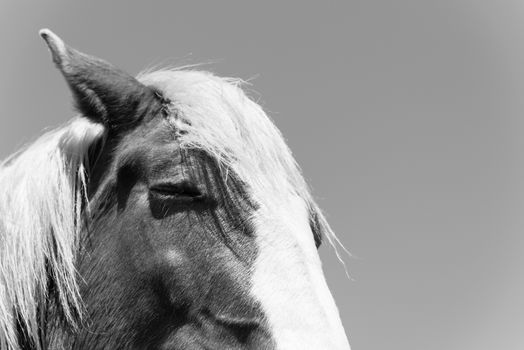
[0,29,350,350]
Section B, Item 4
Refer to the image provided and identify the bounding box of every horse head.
[0,30,350,350]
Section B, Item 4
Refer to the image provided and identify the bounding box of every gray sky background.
[1,1,524,349]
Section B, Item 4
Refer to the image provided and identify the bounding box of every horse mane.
[0,69,345,350]
[0,118,104,349]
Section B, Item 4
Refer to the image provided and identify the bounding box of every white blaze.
[250,195,351,350]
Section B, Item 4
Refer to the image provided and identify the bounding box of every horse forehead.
[116,120,180,164]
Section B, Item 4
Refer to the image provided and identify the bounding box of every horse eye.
[149,181,204,202]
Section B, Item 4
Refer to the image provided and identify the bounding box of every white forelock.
[138,70,344,248]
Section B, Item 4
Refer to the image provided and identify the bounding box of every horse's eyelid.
[149,182,203,197]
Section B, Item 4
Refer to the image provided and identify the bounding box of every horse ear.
[39,29,164,131]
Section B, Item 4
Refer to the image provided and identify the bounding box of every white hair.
[0,69,345,350]
[138,69,347,256]
[0,118,104,349]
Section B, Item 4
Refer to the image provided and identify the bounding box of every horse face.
[40,30,350,349]
[78,118,273,349]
